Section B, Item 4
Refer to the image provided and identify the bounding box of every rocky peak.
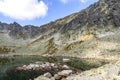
[10,22,22,29]
[12,22,21,26]
[59,0,120,33]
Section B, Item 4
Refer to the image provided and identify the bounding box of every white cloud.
[60,0,87,4]
[0,0,48,20]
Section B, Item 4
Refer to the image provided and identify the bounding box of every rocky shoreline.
[16,60,120,80]
[34,61,120,80]
[16,61,80,80]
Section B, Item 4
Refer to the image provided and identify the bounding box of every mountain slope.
[25,0,120,57]
[0,0,120,56]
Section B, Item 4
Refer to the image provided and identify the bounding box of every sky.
[0,0,98,26]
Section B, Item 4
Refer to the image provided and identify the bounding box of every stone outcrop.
[66,61,120,80]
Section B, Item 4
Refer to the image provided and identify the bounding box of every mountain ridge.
[0,0,120,56]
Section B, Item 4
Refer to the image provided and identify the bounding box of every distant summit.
[0,22,41,39]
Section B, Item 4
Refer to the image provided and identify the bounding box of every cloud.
[0,0,48,20]
[60,0,87,4]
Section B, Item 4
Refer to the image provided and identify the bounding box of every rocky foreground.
[28,61,120,80]
[15,58,120,80]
